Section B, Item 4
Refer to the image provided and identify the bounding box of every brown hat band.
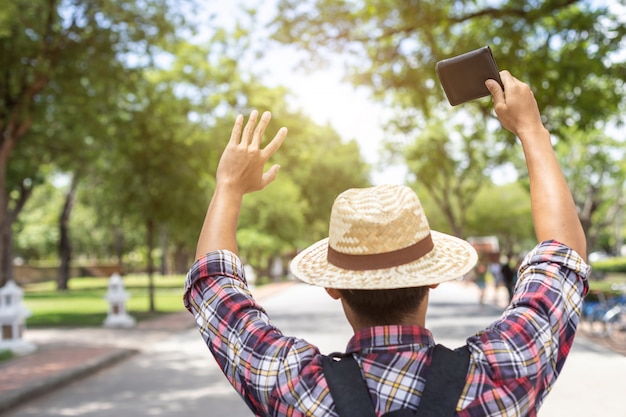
[327,234,434,271]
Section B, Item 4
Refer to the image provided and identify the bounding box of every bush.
[0,349,14,363]
[591,257,626,274]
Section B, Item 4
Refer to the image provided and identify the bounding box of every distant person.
[501,256,516,303]
[473,261,488,305]
[184,71,590,416]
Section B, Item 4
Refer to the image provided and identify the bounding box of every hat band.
[327,234,434,271]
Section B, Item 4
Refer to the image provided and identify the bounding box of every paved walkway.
[0,282,295,413]
[0,280,624,415]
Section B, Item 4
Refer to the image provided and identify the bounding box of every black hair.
[338,286,430,326]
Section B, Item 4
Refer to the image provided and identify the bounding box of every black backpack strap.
[322,344,470,417]
[416,344,471,417]
[321,354,377,417]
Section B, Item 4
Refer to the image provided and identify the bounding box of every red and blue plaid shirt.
[184,240,590,417]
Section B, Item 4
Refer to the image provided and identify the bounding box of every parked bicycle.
[581,290,611,337]
[603,284,626,346]
[581,284,626,346]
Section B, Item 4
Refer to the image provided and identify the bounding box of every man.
[184,71,590,416]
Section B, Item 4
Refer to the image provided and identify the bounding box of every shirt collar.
[345,325,435,354]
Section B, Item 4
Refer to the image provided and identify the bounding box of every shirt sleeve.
[463,240,590,415]
[183,250,322,416]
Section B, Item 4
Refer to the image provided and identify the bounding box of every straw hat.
[290,184,478,289]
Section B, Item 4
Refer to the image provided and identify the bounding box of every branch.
[449,0,579,23]
[5,0,59,144]
[343,0,580,47]
[8,179,34,222]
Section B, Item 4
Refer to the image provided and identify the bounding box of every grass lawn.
[22,274,187,328]
[18,269,624,328]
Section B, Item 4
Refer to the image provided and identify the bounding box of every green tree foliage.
[465,182,534,256]
[100,80,201,311]
[404,112,508,237]
[238,175,307,271]
[271,0,626,245]
[408,175,534,257]
[0,0,194,286]
[553,127,626,254]
[272,0,625,131]
[232,80,372,243]
[13,181,62,262]
[3,1,371,298]
[282,125,371,241]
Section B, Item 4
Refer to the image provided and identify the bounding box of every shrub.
[0,349,14,363]
[591,257,626,274]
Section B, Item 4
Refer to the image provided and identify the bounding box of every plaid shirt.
[184,240,590,417]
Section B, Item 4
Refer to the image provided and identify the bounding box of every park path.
[1,280,625,416]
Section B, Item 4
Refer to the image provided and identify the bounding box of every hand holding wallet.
[436,46,504,106]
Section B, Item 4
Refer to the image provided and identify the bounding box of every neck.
[343,291,430,332]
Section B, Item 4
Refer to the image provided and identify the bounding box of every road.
[4,282,626,417]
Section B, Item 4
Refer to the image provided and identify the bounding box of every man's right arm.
[486,72,586,261]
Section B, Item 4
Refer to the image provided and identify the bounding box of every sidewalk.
[0,281,296,414]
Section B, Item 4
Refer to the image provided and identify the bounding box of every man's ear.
[428,284,439,289]
[325,288,342,300]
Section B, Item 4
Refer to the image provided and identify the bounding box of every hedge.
[590,257,626,274]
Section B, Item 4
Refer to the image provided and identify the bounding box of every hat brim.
[289,231,478,289]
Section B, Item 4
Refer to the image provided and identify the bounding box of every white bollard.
[270,256,283,280]
[244,264,257,285]
[103,273,136,328]
[0,280,36,355]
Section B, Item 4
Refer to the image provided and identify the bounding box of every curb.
[0,347,137,413]
[0,280,297,413]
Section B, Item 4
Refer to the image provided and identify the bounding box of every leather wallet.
[436,46,503,106]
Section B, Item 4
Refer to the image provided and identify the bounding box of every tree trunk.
[0,1,60,286]
[159,227,168,275]
[146,218,156,312]
[0,132,19,287]
[173,244,192,274]
[57,173,79,291]
[0,205,13,287]
[3,179,36,286]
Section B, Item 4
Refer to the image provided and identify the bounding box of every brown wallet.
[436,46,504,106]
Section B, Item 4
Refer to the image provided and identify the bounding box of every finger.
[260,164,281,189]
[241,110,259,146]
[252,111,272,149]
[485,77,505,107]
[228,114,244,145]
[261,127,288,160]
[498,70,516,91]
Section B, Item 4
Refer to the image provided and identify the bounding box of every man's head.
[290,185,477,326]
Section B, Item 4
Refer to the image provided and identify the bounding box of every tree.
[30,55,127,289]
[272,0,625,130]
[13,181,62,262]
[552,127,626,255]
[465,182,534,256]
[8,2,374,294]
[90,73,203,311]
[270,0,626,241]
[3,127,51,281]
[238,175,307,274]
[404,112,508,237]
[0,0,195,286]
[260,106,372,241]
